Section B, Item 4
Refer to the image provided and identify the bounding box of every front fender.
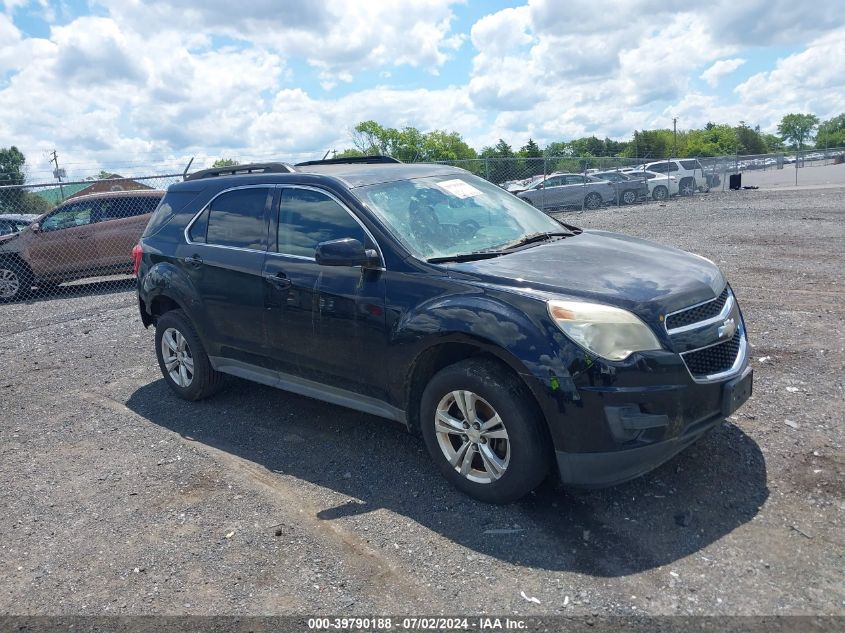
[390,291,583,431]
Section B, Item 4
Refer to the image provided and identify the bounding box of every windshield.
[355,174,570,260]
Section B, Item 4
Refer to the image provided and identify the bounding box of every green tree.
[0,146,27,212]
[686,125,738,156]
[212,158,240,168]
[734,122,767,155]
[518,138,542,158]
[777,113,819,150]
[762,133,785,152]
[479,139,517,183]
[621,130,675,159]
[815,113,845,148]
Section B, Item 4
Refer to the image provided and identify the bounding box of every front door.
[263,186,387,399]
[28,200,99,278]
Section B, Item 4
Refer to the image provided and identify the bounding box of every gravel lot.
[1,186,843,617]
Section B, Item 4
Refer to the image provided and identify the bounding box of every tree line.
[334,112,841,164]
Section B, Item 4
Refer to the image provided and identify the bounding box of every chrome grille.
[681,330,742,378]
[666,287,729,330]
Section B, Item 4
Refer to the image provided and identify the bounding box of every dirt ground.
[0,186,843,618]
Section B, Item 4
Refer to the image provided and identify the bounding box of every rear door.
[179,185,272,364]
[262,185,387,398]
[95,195,162,271]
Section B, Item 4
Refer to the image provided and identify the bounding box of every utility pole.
[49,150,65,201]
[672,117,678,158]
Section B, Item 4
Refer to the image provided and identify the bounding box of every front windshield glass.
[355,174,568,260]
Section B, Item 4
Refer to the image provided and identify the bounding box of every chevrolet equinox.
[135,157,752,503]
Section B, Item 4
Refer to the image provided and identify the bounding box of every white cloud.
[700,58,746,88]
[2,1,845,178]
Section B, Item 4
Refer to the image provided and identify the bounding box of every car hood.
[0,231,22,247]
[443,229,725,317]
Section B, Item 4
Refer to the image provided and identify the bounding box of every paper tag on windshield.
[435,179,483,199]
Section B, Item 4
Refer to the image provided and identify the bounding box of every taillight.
[132,243,143,276]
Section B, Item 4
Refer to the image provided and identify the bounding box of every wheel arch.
[402,333,548,439]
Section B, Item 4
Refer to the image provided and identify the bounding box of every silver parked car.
[513,173,616,210]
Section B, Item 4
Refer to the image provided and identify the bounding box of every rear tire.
[419,359,551,504]
[679,177,695,196]
[621,189,637,205]
[155,309,225,401]
[652,185,668,201]
[0,259,32,302]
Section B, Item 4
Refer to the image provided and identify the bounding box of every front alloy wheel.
[419,359,551,503]
[435,390,510,484]
[0,268,21,300]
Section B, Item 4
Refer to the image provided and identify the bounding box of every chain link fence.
[0,175,181,302]
[0,147,843,304]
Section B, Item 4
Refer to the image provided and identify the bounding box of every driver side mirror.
[30,222,41,233]
[315,238,380,269]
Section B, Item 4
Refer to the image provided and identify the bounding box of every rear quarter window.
[141,190,203,238]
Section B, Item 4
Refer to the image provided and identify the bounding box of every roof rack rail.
[294,155,402,167]
[184,162,296,181]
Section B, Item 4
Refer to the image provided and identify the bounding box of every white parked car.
[643,159,708,196]
[622,169,680,201]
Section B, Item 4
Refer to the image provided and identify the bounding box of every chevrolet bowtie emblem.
[718,317,737,340]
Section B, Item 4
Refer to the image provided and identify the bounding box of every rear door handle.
[264,272,292,289]
[183,255,203,267]
[76,234,91,240]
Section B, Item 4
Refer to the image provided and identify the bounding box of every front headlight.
[547,300,662,361]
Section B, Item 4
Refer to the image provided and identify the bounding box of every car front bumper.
[552,365,753,487]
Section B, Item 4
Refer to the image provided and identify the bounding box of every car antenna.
[182,157,194,180]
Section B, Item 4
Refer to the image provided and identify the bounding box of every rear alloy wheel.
[155,309,225,400]
[420,359,550,503]
[679,178,695,197]
[621,189,637,205]
[584,192,603,210]
[652,185,668,201]
[0,261,32,302]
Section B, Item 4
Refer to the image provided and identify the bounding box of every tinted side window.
[41,202,95,231]
[278,188,369,258]
[188,208,209,243]
[205,188,270,250]
[680,160,701,171]
[648,163,667,173]
[99,197,154,221]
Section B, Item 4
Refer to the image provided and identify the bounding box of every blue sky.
[1,0,844,179]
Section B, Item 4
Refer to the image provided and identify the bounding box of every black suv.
[135,157,752,503]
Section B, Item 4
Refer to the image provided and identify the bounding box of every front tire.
[584,192,602,210]
[419,359,550,503]
[0,260,32,302]
[155,309,224,401]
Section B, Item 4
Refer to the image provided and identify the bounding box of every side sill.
[208,356,407,426]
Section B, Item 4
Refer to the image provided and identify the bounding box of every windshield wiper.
[427,251,508,264]
[496,231,575,251]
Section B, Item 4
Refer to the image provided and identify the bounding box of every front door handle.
[183,255,203,267]
[264,272,292,289]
